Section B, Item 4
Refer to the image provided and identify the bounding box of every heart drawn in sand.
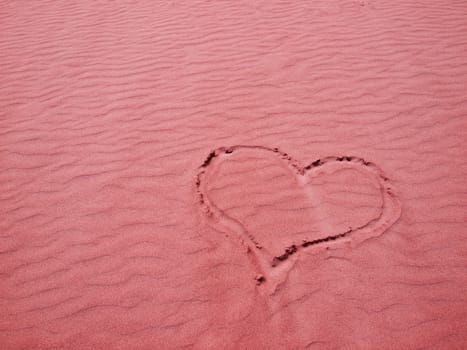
[196,145,401,289]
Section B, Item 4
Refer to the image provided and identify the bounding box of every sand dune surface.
[1,1,467,349]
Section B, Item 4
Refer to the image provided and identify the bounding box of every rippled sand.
[1,1,466,349]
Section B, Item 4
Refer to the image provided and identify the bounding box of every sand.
[1,1,467,349]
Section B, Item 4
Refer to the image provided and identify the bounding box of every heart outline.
[196,145,401,291]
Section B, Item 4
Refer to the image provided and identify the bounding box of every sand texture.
[1,1,467,349]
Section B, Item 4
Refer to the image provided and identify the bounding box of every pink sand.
[1,1,467,349]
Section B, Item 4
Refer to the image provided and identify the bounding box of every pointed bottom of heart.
[196,145,401,291]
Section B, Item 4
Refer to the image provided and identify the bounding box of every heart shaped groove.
[196,145,401,288]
